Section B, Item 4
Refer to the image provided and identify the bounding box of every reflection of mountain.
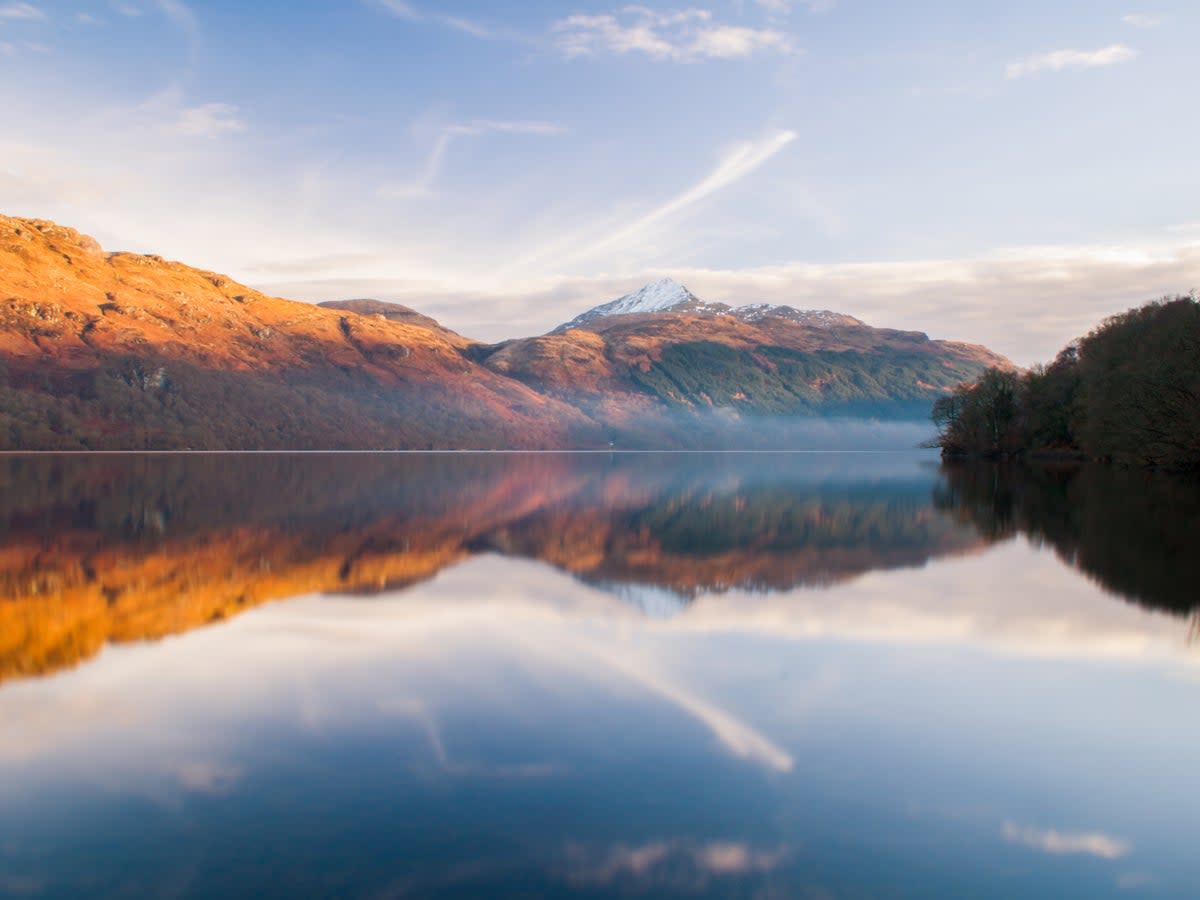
[936,462,1200,617]
[0,453,983,682]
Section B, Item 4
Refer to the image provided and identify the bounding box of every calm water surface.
[0,452,1197,898]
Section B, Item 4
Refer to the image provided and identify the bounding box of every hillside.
[0,216,598,449]
[480,278,1011,435]
[0,217,1010,449]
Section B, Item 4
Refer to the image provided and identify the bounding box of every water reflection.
[1,453,1198,898]
[0,452,983,682]
[937,461,1200,618]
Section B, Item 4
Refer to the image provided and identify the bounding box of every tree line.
[932,295,1200,470]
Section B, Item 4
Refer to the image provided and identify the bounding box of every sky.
[0,0,1197,363]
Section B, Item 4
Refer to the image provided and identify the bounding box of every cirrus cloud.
[0,2,44,21]
[553,7,793,62]
[1006,44,1138,79]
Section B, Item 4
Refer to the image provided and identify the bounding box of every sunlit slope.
[0,216,598,449]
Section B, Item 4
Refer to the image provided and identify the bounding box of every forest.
[932,295,1200,470]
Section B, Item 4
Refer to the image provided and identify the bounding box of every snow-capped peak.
[556,278,710,331]
[604,278,697,315]
[556,278,866,332]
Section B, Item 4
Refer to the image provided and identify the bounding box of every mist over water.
[0,452,1197,898]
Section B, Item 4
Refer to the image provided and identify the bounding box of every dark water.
[0,452,1197,898]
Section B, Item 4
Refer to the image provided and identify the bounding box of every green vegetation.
[631,341,987,419]
[932,295,1200,470]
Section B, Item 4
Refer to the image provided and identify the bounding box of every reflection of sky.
[1,540,1198,897]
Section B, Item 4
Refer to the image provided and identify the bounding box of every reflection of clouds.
[565,839,787,887]
[1002,821,1131,860]
[583,648,793,773]
[0,546,1196,804]
[173,760,243,794]
[1117,871,1155,889]
[378,697,568,778]
[669,541,1200,665]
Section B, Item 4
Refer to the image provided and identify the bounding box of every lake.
[0,451,1197,898]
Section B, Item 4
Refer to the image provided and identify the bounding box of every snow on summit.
[556,278,865,332]
[557,278,702,330]
[604,278,698,315]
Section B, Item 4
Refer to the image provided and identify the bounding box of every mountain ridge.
[0,214,1011,449]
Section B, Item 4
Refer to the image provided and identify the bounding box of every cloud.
[1122,14,1163,28]
[171,102,246,137]
[1006,45,1137,79]
[0,2,44,20]
[151,0,195,31]
[508,130,796,272]
[1003,821,1131,860]
[756,0,836,13]
[553,7,792,62]
[260,230,1200,365]
[126,88,246,138]
[373,0,517,41]
[382,119,567,198]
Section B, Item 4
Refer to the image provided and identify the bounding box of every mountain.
[480,278,1011,438]
[0,215,1011,449]
[317,298,458,338]
[0,215,599,449]
[556,277,865,332]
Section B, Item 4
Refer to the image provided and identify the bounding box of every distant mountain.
[556,277,864,332]
[318,298,459,339]
[0,216,1012,449]
[481,278,1011,436]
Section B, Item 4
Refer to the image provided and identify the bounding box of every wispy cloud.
[171,101,246,137]
[554,7,792,62]
[373,0,518,41]
[756,0,836,13]
[0,2,44,21]
[383,119,567,199]
[1006,44,1137,79]
[1122,13,1164,28]
[523,129,797,270]
[1003,821,1131,860]
[150,0,197,36]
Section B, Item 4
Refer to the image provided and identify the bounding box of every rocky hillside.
[0,216,1011,449]
[0,216,598,449]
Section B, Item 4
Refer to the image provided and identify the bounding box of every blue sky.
[1,0,1197,361]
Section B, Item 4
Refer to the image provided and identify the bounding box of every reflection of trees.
[0,454,984,683]
[936,462,1200,615]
